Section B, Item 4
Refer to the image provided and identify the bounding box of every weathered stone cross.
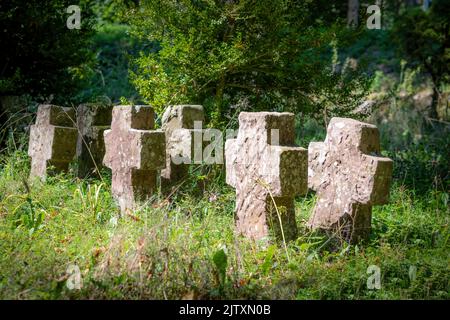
[103,105,165,213]
[160,105,204,187]
[225,112,308,241]
[308,117,393,243]
[76,103,113,178]
[28,104,78,179]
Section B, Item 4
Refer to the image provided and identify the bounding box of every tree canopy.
[128,0,370,125]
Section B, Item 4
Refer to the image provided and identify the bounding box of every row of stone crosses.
[28,104,393,244]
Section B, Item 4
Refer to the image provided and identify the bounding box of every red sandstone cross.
[160,105,204,187]
[225,112,308,241]
[28,104,77,179]
[103,105,166,214]
[308,117,393,243]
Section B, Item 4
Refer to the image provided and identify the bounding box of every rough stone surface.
[103,105,165,213]
[161,105,204,186]
[225,112,308,241]
[28,104,77,179]
[76,104,113,178]
[308,117,393,243]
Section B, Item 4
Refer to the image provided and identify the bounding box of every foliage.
[384,127,450,192]
[7,179,46,236]
[128,0,371,125]
[0,0,97,104]
[86,0,138,24]
[74,23,150,104]
[75,182,112,223]
[391,0,450,117]
[212,248,228,293]
[367,69,450,193]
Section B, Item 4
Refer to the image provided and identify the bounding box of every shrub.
[128,0,371,126]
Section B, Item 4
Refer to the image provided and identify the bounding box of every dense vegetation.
[0,0,448,299]
[0,0,96,102]
[128,0,370,125]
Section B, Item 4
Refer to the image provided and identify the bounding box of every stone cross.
[76,104,113,178]
[225,112,308,241]
[28,104,78,179]
[103,105,165,213]
[308,117,393,243]
[160,105,204,187]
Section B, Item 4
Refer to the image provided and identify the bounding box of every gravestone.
[28,104,78,179]
[308,117,393,243]
[76,104,113,178]
[225,112,308,241]
[103,105,165,213]
[160,105,204,187]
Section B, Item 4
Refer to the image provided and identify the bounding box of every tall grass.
[0,146,448,299]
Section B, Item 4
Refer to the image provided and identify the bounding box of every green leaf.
[261,245,276,275]
[213,249,227,283]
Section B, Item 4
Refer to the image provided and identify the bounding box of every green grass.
[0,149,448,300]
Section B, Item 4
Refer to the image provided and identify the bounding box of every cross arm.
[354,154,393,205]
[263,145,308,197]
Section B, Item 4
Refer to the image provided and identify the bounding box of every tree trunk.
[422,0,431,11]
[430,86,439,120]
[347,0,360,27]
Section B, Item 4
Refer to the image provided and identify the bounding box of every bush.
[128,0,371,126]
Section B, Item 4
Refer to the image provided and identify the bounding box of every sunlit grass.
[0,150,448,299]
